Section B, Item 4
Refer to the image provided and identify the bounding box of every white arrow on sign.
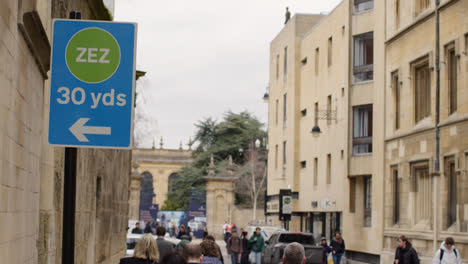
[69,118,111,142]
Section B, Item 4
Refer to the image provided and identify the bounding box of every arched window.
[140,171,155,205]
[168,173,179,193]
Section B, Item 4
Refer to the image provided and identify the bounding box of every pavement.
[217,240,232,264]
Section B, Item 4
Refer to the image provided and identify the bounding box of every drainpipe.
[433,0,441,252]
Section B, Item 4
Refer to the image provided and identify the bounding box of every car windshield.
[278,234,314,244]
[126,238,139,249]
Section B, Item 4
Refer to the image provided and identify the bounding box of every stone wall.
[0,0,132,263]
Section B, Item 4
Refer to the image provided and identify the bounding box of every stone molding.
[18,10,50,79]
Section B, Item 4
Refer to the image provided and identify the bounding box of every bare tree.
[236,140,267,220]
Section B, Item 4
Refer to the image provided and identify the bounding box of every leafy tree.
[162,111,266,210]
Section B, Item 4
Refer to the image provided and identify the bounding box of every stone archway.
[140,171,155,206]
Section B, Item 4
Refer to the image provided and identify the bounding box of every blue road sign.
[48,19,137,149]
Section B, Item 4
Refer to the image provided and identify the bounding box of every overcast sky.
[115,0,342,149]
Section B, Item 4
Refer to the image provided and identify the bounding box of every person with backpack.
[394,235,419,264]
[432,237,462,264]
[248,227,265,264]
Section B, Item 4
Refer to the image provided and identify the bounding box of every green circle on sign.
[66,27,120,83]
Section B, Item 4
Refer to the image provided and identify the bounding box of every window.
[276,54,279,80]
[300,161,306,169]
[283,141,287,177]
[414,60,431,122]
[353,105,373,154]
[328,37,333,67]
[283,94,287,128]
[392,167,400,225]
[327,96,332,125]
[349,177,356,213]
[314,158,318,186]
[326,154,331,184]
[392,71,400,130]
[275,99,279,125]
[364,176,372,227]
[315,48,319,75]
[168,173,179,192]
[354,0,374,13]
[314,102,319,127]
[447,45,457,114]
[395,0,400,29]
[301,109,307,117]
[275,144,278,170]
[411,162,432,226]
[446,159,457,228]
[415,0,430,16]
[284,47,288,80]
[353,32,373,82]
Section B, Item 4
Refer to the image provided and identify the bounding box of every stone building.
[382,0,468,263]
[130,147,193,220]
[0,0,133,263]
[266,0,468,263]
[266,0,385,262]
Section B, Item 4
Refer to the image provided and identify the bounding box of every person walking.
[283,242,305,264]
[203,227,208,239]
[156,226,175,260]
[204,235,224,264]
[394,235,419,264]
[240,231,250,264]
[200,240,223,264]
[183,243,203,264]
[330,232,345,264]
[132,222,143,234]
[176,235,192,255]
[145,221,154,234]
[248,227,265,264]
[432,237,461,264]
[119,234,159,264]
[177,225,188,239]
[159,252,187,264]
[227,230,243,264]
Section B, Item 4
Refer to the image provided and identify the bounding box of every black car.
[263,232,326,264]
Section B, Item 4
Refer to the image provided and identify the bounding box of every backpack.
[440,249,458,263]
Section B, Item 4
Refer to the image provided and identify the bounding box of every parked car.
[244,226,286,241]
[125,233,180,256]
[263,232,326,264]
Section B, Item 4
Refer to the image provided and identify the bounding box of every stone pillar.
[204,176,237,240]
[129,162,142,220]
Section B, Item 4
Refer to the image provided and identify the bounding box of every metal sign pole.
[61,11,81,264]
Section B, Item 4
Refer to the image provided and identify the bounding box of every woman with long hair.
[120,234,159,264]
[177,225,187,239]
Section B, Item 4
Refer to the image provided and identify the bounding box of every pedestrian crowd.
[122,223,463,264]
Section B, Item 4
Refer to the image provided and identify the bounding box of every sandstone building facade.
[266,0,468,263]
[0,0,133,263]
[382,0,468,263]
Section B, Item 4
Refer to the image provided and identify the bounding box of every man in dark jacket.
[156,226,174,260]
[240,231,250,264]
[131,222,143,234]
[395,235,419,264]
[330,232,345,264]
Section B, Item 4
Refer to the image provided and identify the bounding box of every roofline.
[301,0,345,40]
